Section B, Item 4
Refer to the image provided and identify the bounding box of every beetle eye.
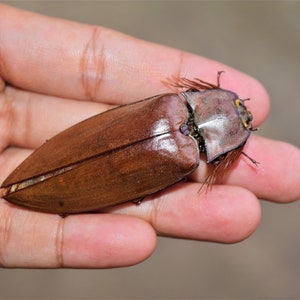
[247,111,253,122]
[235,99,253,130]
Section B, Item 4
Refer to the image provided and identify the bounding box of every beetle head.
[183,89,252,163]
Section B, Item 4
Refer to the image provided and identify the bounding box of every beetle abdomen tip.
[0,187,8,198]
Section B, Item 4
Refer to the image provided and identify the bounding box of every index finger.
[0,4,269,125]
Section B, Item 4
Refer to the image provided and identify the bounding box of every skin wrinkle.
[146,191,171,236]
[12,89,33,149]
[0,42,8,88]
[0,90,14,152]
[0,46,11,151]
[0,79,5,93]
[148,194,164,232]
[80,27,106,102]
[6,87,35,151]
[0,205,15,266]
[55,216,65,267]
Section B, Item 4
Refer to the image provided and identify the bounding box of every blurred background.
[1,1,299,299]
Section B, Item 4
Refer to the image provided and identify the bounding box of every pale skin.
[0,4,299,268]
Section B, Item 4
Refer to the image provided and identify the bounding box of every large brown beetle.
[0,72,256,214]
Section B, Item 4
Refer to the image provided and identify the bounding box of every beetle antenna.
[241,151,260,166]
[216,70,225,88]
[163,71,226,92]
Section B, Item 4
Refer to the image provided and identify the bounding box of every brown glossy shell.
[2,94,199,213]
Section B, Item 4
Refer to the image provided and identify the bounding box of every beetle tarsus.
[132,198,144,205]
[241,151,260,166]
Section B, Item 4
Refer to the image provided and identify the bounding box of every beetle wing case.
[2,94,199,213]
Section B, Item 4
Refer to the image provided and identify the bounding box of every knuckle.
[80,27,106,102]
[0,202,15,266]
[0,90,13,152]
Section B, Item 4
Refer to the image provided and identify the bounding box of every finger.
[0,86,112,150]
[0,4,182,102]
[225,136,300,203]
[2,135,299,205]
[0,148,32,184]
[2,80,265,151]
[0,201,156,268]
[0,5,269,122]
[104,183,261,243]
[191,135,300,203]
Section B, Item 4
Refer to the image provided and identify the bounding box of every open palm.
[0,4,299,268]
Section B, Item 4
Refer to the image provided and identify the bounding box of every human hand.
[0,4,299,268]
